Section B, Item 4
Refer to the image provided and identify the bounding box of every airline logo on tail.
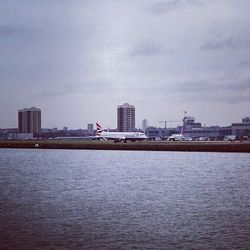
[96,122,104,134]
[180,126,184,135]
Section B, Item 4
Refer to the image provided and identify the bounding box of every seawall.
[0,140,250,153]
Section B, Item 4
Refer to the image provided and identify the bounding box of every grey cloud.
[129,41,173,57]
[173,77,250,93]
[173,80,211,92]
[222,94,250,104]
[227,78,250,91]
[161,77,250,104]
[1,0,250,128]
[35,79,111,99]
[0,25,25,36]
[200,92,250,104]
[200,38,235,50]
[217,75,250,91]
[150,1,180,14]
[238,60,250,68]
[149,0,202,14]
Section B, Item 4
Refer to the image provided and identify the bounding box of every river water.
[0,149,249,249]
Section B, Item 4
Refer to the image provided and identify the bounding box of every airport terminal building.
[145,116,250,140]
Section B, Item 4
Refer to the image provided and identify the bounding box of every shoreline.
[0,140,250,153]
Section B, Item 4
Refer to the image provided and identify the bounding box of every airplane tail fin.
[96,122,104,134]
[180,126,184,135]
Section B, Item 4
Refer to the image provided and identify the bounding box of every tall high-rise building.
[87,123,94,134]
[142,119,148,132]
[117,103,135,132]
[18,107,41,135]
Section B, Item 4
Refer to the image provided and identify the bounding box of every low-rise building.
[7,133,33,140]
[145,116,244,141]
[231,117,250,139]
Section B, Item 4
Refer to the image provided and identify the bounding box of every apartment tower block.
[117,103,135,132]
[18,107,41,135]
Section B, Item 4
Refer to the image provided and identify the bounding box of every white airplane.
[168,127,191,141]
[95,122,147,142]
[168,133,186,141]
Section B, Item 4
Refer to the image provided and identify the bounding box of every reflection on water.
[0,149,249,249]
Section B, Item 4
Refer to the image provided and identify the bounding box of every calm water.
[0,149,249,250]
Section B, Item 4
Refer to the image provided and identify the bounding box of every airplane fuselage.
[96,131,147,141]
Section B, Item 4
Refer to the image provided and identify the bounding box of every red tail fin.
[96,122,103,134]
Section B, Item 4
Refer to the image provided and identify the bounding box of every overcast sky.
[1,0,250,129]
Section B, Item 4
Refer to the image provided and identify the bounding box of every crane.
[159,120,181,129]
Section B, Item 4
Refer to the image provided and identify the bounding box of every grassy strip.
[0,140,250,153]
